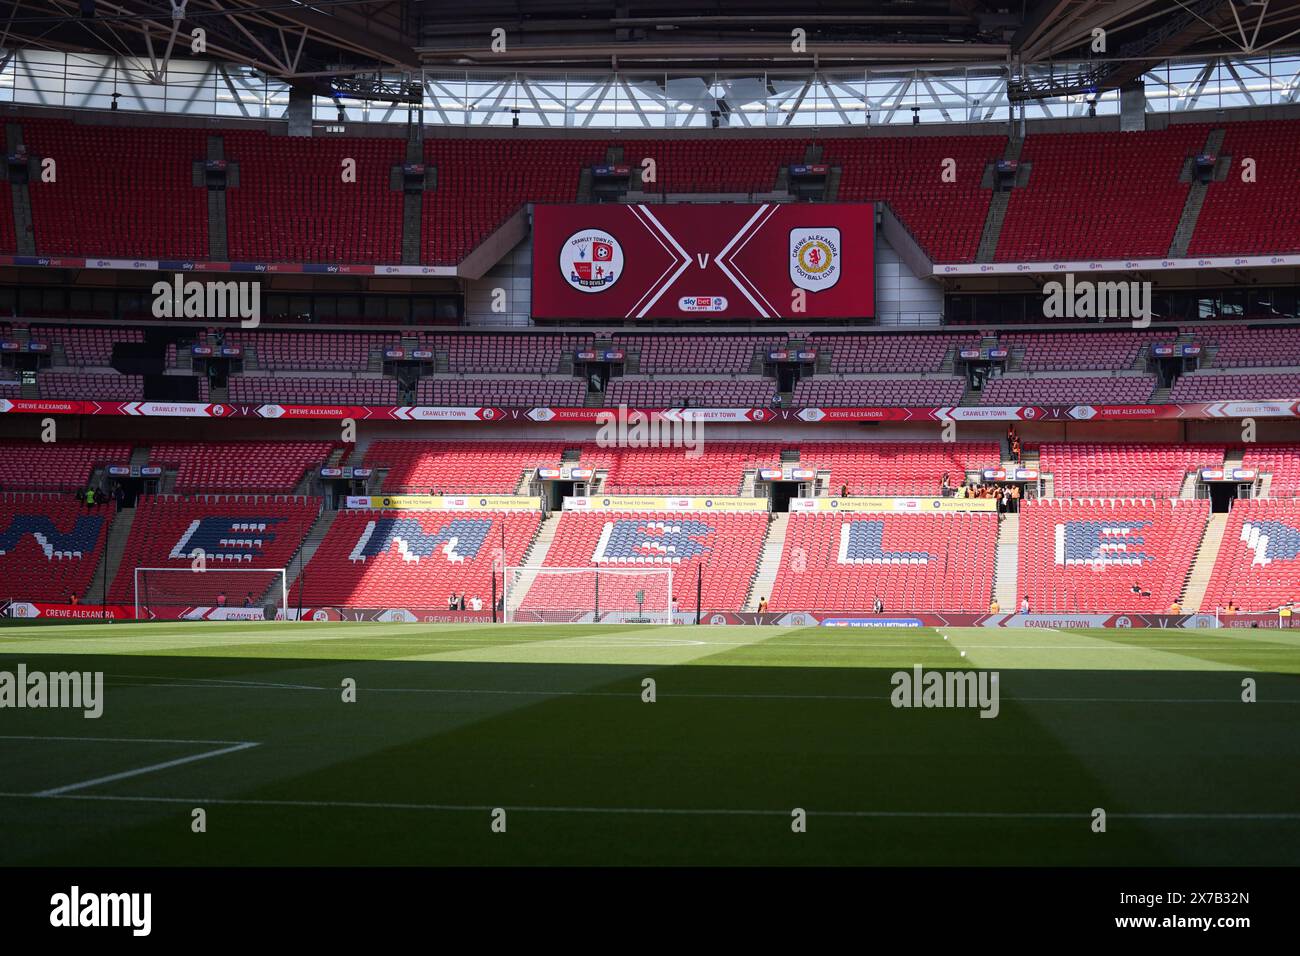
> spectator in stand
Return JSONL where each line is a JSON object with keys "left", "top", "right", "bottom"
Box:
{"left": 68, "top": 592, "right": 78, "bottom": 605}
{"left": 216, "top": 591, "right": 227, "bottom": 607}
{"left": 448, "top": 593, "right": 458, "bottom": 612}
{"left": 1168, "top": 600, "right": 1182, "bottom": 613}
{"left": 243, "top": 592, "right": 254, "bottom": 607}
{"left": 989, "top": 599, "right": 999, "bottom": 613}
{"left": 469, "top": 595, "right": 483, "bottom": 611}
{"left": 757, "top": 596, "right": 768, "bottom": 614}
{"left": 457, "top": 594, "right": 466, "bottom": 611}
{"left": 1020, "top": 595, "right": 1030, "bottom": 614}
{"left": 840, "top": 483, "right": 849, "bottom": 498}
{"left": 873, "top": 596, "right": 884, "bottom": 614}
{"left": 1009, "top": 485, "right": 1021, "bottom": 513}
{"left": 941, "top": 472, "right": 952, "bottom": 497}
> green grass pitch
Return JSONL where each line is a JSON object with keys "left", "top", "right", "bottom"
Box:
{"left": 1, "top": 620, "right": 1297, "bottom": 865}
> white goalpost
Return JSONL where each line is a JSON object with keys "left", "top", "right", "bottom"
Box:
{"left": 503, "top": 566, "right": 675, "bottom": 624}
{"left": 133, "top": 567, "right": 288, "bottom": 621}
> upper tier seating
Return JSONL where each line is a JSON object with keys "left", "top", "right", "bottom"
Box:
{"left": 996, "top": 125, "right": 1209, "bottom": 261}
{"left": 107, "top": 494, "right": 320, "bottom": 606}
{"left": 0, "top": 441, "right": 132, "bottom": 491}
{"left": 1202, "top": 499, "right": 1300, "bottom": 612}
{"left": 1037, "top": 443, "right": 1225, "bottom": 497}
{"left": 149, "top": 441, "right": 334, "bottom": 493}
{"left": 422, "top": 139, "right": 606, "bottom": 264}
{"left": 294, "top": 509, "right": 540, "bottom": 609}
{"left": 1017, "top": 497, "right": 1209, "bottom": 613}
{"left": 518, "top": 510, "right": 768, "bottom": 614}
{"left": 224, "top": 130, "right": 404, "bottom": 264}
{"left": 770, "top": 511, "right": 998, "bottom": 611}
{"left": 0, "top": 493, "right": 114, "bottom": 602}
{"left": 822, "top": 134, "right": 1005, "bottom": 262}
{"left": 1188, "top": 119, "right": 1300, "bottom": 256}
{"left": 23, "top": 118, "right": 208, "bottom": 259}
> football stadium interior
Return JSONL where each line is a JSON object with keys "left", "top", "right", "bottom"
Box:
{"left": 0, "top": 0, "right": 1298, "bottom": 875}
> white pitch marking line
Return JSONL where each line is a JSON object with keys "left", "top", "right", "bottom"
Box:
{"left": 0, "top": 734, "right": 251, "bottom": 745}
{"left": 31, "top": 741, "right": 261, "bottom": 797}
{"left": 96, "top": 682, "right": 1300, "bottom": 705}
{"left": 1, "top": 791, "right": 1297, "bottom": 822}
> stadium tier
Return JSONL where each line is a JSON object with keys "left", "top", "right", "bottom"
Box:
{"left": 10, "top": 118, "right": 1300, "bottom": 266}
{"left": 805, "top": 333, "right": 980, "bottom": 373}
{"left": 23, "top": 118, "right": 209, "bottom": 259}
{"left": 293, "top": 509, "right": 540, "bottom": 609}
{"left": 980, "top": 374, "right": 1157, "bottom": 405}
{"left": 770, "top": 511, "right": 998, "bottom": 611}
{"left": 520, "top": 510, "right": 769, "bottom": 614}
{"left": 1168, "top": 371, "right": 1300, "bottom": 401}
{"left": 224, "top": 130, "right": 404, "bottom": 264}
{"left": 603, "top": 376, "right": 775, "bottom": 408}
{"left": 791, "top": 377, "right": 966, "bottom": 406}
{"left": 1016, "top": 498, "right": 1209, "bottom": 613}
{"left": 1035, "top": 443, "right": 1226, "bottom": 498}
{"left": 38, "top": 371, "right": 144, "bottom": 400}
{"left": 149, "top": 441, "right": 337, "bottom": 493}
{"left": 416, "top": 377, "right": 587, "bottom": 407}
{"left": 227, "top": 375, "right": 400, "bottom": 406}
{"left": 0, "top": 440, "right": 133, "bottom": 491}
{"left": 994, "top": 126, "right": 1209, "bottom": 261}
{"left": 0, "top": 493, "right": 113, "bottom": 603}
{"left": 797, "top": 442, "right": 999, "bottom": 497}
{"left": 107, "top": 494, "right": 320, "bottom": 606}
{"left": 363, "top": 441, "right": 572, "bottom": 494}
{"left": 1188, "top": 119, "right": 1300, "bottom": 256}
{"left": 1203, "top": 499, "right": 1300, "bottom": 612}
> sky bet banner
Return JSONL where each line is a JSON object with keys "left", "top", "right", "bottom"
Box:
{"left": 531, "top": 203, "right": 875, "bottom": 320}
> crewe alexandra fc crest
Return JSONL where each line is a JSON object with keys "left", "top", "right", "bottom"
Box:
{"left": 789, "top": 228, "right": 841, "bottom": 291}
{"left": 561, "top": 229, "right": 623, "bottom": 292}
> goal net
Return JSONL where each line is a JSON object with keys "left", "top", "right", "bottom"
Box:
{"left": 134, "top": 567, "right": 288, "bottom": 621}
{"left": 504, "top": 566, "right": 674, "bottom": 624}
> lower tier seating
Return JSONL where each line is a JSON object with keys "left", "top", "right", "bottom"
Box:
{"left": 1017, "top": 498, "right": 1208, "bottom": 613}
{"left": 769, "top": 511, "right": 998, "bottom": 611}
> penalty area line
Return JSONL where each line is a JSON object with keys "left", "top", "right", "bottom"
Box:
{"left": 28, "top": 740, "right": 261, "bottom": 798}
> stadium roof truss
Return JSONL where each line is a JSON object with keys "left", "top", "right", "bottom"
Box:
{"left": 0, "top": 1, "right": 1299, "bottom": 125}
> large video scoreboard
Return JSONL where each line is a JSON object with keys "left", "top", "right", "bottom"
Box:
{"left": 531, "top": 203, "right": 874, "bottom": 320}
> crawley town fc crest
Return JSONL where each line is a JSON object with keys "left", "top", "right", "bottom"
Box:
{"left": 561, "top": 229, "right": 623, "bottom": 292}
{"left": 790, "top": 228, "right": 841, "bottom": 291}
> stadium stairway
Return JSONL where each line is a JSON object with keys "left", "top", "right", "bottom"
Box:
{"left": 83, "top": 508, "right": 133, "bottom": 604}
{"left": 1169, "top": 128, "right": 1226, "bottom": 258}
{"left": 283, "top": 508, "right": 340, "bottom": 598}
{"left": 745, "top": 512, "right": 789, "bottom": 611}
{"left": 993, "top": 513, "right": 1019, "bottom": 611}
{"left": 505, "top": 512, "right": 562, "bottom": 613}
{"left": 1182, "top": 512, "right": 1230, "bottom": 612}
